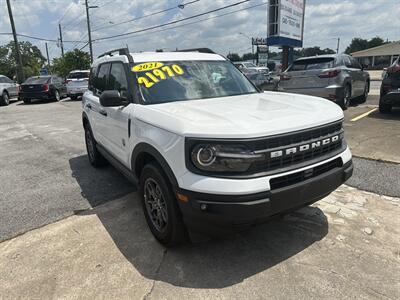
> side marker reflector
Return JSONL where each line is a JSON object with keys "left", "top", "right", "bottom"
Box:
{"left": 177, "top": 193, "right": 189, "bottom": 203}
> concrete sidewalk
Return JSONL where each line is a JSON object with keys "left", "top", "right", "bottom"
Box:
{"left": 1, "top": 185, "right": 399, "bottom": 300}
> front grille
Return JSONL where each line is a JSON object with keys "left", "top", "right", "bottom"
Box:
{"left": 247, "top": 121, "right": 345, "bottom": 175}
{"left": 270, "top": 158, "right": 342, "bottom": 190}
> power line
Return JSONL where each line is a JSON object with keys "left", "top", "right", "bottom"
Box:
{"left": 91, "top": 0, "right": 201, "bottom": 32}
{"left": 96, "top": 1, "right": 267, "bottom": 43}
{"left": 0, "top": 32, "right": 86, "bottom": 43}
{"left": 93, "top": 0, "right": 251, "bottom": 42}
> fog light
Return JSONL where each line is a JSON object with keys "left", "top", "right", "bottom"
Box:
{"left": 200, "top": 204, "right": 207, "bottom": 211}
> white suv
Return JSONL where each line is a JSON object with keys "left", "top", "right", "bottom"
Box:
{"left": 0, "top": 75, "right": 19, "bottom": 106}
{"left": 66, "top": 70, "right": 90, "bottom": 100}
{"left": 82, "top": 48, "right": 353, "bottom": 246}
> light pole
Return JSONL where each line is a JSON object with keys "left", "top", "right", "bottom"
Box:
{"left": 239, "top": 32, "right": 254, "bottom": 62}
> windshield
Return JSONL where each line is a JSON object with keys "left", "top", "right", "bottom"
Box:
{"left": 24, "top": 77, "right": 50, "bottom": 84}
{"left": 133, "top": 61, "right": 258, "bottom": 104}
{"left": 289, "top": 58, "right": 335, "bottom": 71}
{"left": 68, "top": 72, "right": 89, "bottom": 79}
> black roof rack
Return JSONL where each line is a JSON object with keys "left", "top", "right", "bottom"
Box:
{"left": 176, "top": 48, "right": 216, "bottom": 54}
{"left": 97, "top": 48, "right": 133, "bottom": 63}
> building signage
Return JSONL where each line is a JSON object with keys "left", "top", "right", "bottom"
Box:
{"left": 267, "top": 0, "right": 305, "bottom": 47}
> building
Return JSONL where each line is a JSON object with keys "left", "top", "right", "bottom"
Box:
{"left": 351, "top": 41, "right": 400, "bottom": 69}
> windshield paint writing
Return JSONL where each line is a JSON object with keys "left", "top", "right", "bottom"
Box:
{"left": 136, "top": 64, "right": 185, "bottom": 89}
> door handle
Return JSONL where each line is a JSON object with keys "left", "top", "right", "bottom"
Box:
{"left": 85, "top": 103, "right": 92, "bottom": 109}
{"left": 99, "top": 109, "right": 107, "bottom": 117}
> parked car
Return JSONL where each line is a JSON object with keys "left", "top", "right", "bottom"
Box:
{"left": 245, "top": 71, "right": 278, "bottom": 91}
{"left": 19, "top": 75, "right": 67, "bottom": 104}
{"left": 233, "top": 61, "right": 270, "bottom": 75}
{"left": 66, "top": 70, "right": 90, "bottom": 100}
{"left": 279, "top": 54, "right": 370, "bottom": 109}
{"left": 82, "top": 48, "right": 352, "bottom": 246}
{"left": 0, "top": 75, "right": 19, "bottom": 106}
{"left": 379, "top": 55, "right": 400, "bottom": 113}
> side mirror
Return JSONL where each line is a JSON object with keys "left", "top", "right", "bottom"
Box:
{"left": 99, "top": 90, "right": 124, "bottom": 107}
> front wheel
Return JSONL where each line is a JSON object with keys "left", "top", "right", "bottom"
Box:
{"left": 140, "top": 163, "right": 187, "bottom": 246}
{"left": 379, "top": 99, "right": 392, "bottom": 114}
{"left": 0, "top": 91, "right": 10, "bottom": 106}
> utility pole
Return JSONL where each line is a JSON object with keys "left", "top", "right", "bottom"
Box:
{"left": 85, "top": 0, "right": 98, "bottom": 63}
{"left": 6, "top": 0, "right": 24, "bottom": 82}
{"left": 45, "top": 43, "right": 50, "bottom": 68}
{"left": 59, "top": 23, "right": 64, "bottom": 57}
{"left": 336, "top": 37, "right": 340, "bottom": 54}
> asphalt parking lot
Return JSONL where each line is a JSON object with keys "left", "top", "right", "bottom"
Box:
{"left": 0, "top": 90, "right": 399, "bottom": 299}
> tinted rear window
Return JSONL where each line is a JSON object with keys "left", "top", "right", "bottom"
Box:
{"left": 68, "top": 72, "right": 89, "bottom": 79}
{"left": 24, "top": 77, "right": 50, "bottom": 84}
{"left": 289, "top": 58, "right": 335, "bottom": 71}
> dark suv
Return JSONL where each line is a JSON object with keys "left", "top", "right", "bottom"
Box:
{"left": 380, "top": 56, "right": 400, "bottom": 113}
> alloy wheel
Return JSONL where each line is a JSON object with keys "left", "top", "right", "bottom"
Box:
{"left": 85, "top": 129, "right": 95, "bottom": 162}
{"left": 144, "top": 178, "right": 168, "bottom": 232}
{"left": 3, "top": 93, "right": 9, "bottom": 105}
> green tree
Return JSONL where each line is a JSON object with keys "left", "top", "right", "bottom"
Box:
{"left": 242, "top": 52, "right": 256, "bottom": 61}
{"left": 51, "top": 49, "right": 91, "bottom": 77}
{"left": 294, "top": 46, "right": 336, "bottom": 57}
{"left": 0, "top": 41, "right": 46, "bottom": 82}
{"left": 345, "top": 37, "right": 386, "bottom": 54}
{"left": 227, "top": 53, "right": 241, "bottom": 62}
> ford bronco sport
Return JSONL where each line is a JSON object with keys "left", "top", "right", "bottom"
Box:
{"left": 82, "top": 48, "right": 353, "bottom": 246}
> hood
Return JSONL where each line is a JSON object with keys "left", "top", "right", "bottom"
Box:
{"left": 135, "top": 92, "right": 343, "bottom": 139}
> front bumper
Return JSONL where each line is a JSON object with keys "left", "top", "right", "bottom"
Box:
{"left": 381, "top": 91, "right": 400, "bottom": 106}
{"left": 177, "top": 148, "right": 352, "bottom": 235}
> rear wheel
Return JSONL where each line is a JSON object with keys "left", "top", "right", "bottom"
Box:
{"left": 84, "top": 124, "right": 107, "bottom": 167}
{"left": 379, "top": 98, "right": 392, "bottom": 113}
{"left": 70, "top": 95, "right": 78, "bottom": 100}
{"left": 0, "top": 91, "right": 9, "bottom": 106}
{"left": 359, "top": 81, "right": 369, "bottom": 103}
{"left": 340, "top": 84, "right": 351, "bottom": 110}
{"left": 54, "top": 90, "right": 60, "bottom": 102}
{"left": 140, "top": 163, "right": 187, "bottom": 246}
{"left": 23, "top": 98, "right": 31, "bottom": 104}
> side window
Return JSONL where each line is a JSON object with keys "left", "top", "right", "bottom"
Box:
{"left": 88, "top": 67, "right": 97, "bottom": 92}
{"left": 343, "top": 56, "right": 352, "bottom": 68}
{"left": 0, "top": 77, "right": 5, "bottom": 83}
{"left": 108, "top": 63, "right": 128, "bottom": 98}
{"left": 5, "top": 77, "right": 13, "bottom": 84}
{"left": 94, "top": 63, "right": 110, "bottom": 95}
{"left": 351, "top": 57, "right": 361, "bottom": 69}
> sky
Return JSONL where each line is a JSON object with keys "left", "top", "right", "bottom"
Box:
{"left": 0, "top": 0, "right": 399, "bottom": 63}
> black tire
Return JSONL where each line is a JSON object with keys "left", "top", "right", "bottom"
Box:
{"left": 23, "top": 98, "right": 31, "bottom": 104}
{"left": 70, "top": 95, "right": 78, "bottom": 101}
{"left": 379, "top": 99, "right": 392, "bottom": 114}
{"left": 54, "top": 90, "right": 61, "bottom": 102}
{"left": 140, "top": 163, "right": 187, "bottom": 246}
{"left": 84, "top": 124, "right": 107, "bottom": 167}
{"left": 340, "top": 84, "right": 351, "bottom": 110}
{"left": 0, "top": 91, "right": 10, "bottom": 106}
{"left": 359, "top": 81, "right": 369, "bottom": 103}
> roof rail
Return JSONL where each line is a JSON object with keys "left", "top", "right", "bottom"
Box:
{"left": 176, "top": 48, "right": 216, "bottom": 54}
{"left": 97, "top": 47, "right": 133, "bottom": 63}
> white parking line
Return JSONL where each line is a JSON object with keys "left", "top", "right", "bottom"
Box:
{"left": 350, "top": 108, "right": 378, "bottom": 122}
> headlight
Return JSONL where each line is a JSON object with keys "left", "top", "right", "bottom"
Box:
{"left": 190, "top": 144, "right": 264, "bottom": 173}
